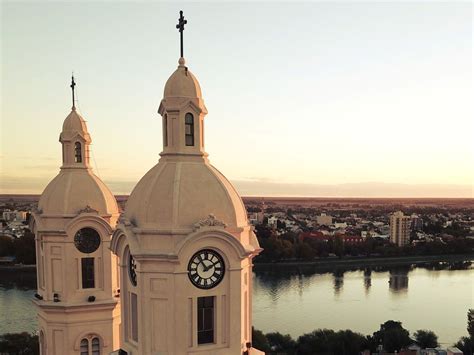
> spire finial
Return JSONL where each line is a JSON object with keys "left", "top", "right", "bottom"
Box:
{"left": 176, "top": 10, "right": 187, "bottom": 59}
{"left": 70, "top": 74, "right": 76, "bottom": 110}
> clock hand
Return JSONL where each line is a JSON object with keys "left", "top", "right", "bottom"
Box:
{"left": 203, "top": 262, "right": 214, "bottom": 272}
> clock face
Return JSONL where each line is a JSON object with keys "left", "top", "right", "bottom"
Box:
{"left": 128, "top": 253, "right": 137, "bottom": 286}
{"left": 188, "top": 249, "right": 225, "bottom": 289}
{"left": 74, "top": 228, "right": 101, "bottom": 253}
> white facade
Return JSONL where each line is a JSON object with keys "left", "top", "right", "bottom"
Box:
{"left": 110, "top": 57, "right": 263, "bottom": 355}
{"left": 32, "top": 97, "right": 121, "bottom": 355}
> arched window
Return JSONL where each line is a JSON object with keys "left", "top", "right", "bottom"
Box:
{"left": 79, "top": 337, "right": 101, "bottom": 355}
{"left": 185, "top": 113, "right": 194, "bottom": 146}
{"left": 74, "top": 142, "right": 82, "bottom": 163}
{"left": 91, "top": 337, "right": 100, "bottom": 355}
{"left": 80, "top": 338, "right": 89, "bottom": 355}
{"left": 163, "top": 114, "right": 168, "bottom": 147}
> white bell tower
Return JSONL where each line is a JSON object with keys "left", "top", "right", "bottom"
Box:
{"left": 110, "top": 11, "right": 263, "bottom": 355}
{"left": 32, "top": 76, "right": 121, "bottom": 355}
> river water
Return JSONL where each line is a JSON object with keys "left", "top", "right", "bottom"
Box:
{"left": 1, "top": 265, "right": 472, "bottom": 346}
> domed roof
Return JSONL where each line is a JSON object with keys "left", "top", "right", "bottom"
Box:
{"left": 163, "top": 58, "right": 202, "bottom": 99}
{"left": 124, "top": 161, "right": 248, "bottom": 230}
{"left": 38, "top": 170, "right": 119, "bottom": 216}
{"left": 62, "top": 108, "right": 88, "bottom": 133}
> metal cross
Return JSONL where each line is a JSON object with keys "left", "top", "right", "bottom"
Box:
{"left": 176, "top": 10, "right": 187, "bottom": 58}
{"left": 70, "top": 74, "right": 76, "bottom": 108}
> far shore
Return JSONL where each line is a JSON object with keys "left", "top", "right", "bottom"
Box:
{"left": 253, "top": 253, "right": 474, "bottom": 272}
{"left": 1, "top": 254, "right": 473, "bottom": 274}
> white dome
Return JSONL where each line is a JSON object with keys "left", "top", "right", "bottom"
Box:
{"left": 163, "top": 58, "right": 202, "bottom": 99}
{"left": 62, "top": 108, "right": 88, "bottom": 133}
{"left": 38, "top": 170, "right": 118, "bottom": 216}
{"left": 124, "top": 161, "right": 248, "bottom": 229}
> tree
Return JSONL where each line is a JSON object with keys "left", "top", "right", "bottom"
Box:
{"left": 414, "top": 329, "right": 439, "bottom": 348}
{"left": 372, "top": 320, "right": 411, "bottom": 352}
{"left": 297, "top": 329, "right": 334, "bottom": 354}
{"left": 252, "top": 328, "right": 270, "bottom": 353}
{"left": 266, "top": 332, "right": 296, "bottom": 354}
{"left": 0, "top": 332, "right": 39, "bottom": 355}
{"left": 454, "top": 337, "right": 474, "bottom": 355}
{"left": 0, "top": 235, "right": 15, "bottom": 256}
{"left": 468, "top": 309, "right": 474, "bottom": 339}
{"left": 334, "top": 236, "right": 344, "bottom": 257}
{"left": 13, "top": 230, "right": 36, "bottom": 265}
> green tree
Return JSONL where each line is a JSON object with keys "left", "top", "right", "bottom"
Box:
{"left": 334, "top": 236, "right": 344, "bottom": 258}
{"left": 0, "top": 332, "right": 39, "bottom": 355}
{"left": 414, "top": 329, "right": 439, "bottom": 348}
{"left": 252, "top": 328, "right": 270, "bottom": 353}
{"left": 0, "top": 235, "right": 15, "bottom": 256}
{"left": 468, "top": 309, "right": 474, "bottom": 339}
{"left": 372, "top": 320, "right": 411, "bottom": 352}
{"left": 13, "top": 230, "right": 36, "bottom": 265}
{"left": 266, "top": 332, "right": 297, "bottom": 354}
{"left": 297, "top": 329, "right": 334, "bottom": 354}
{"left": 454, "top": 337, "right": 474, "bottom": 355}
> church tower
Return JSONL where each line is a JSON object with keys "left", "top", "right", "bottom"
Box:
{"left": 110, "top": 11, "right": 263, "bottom": 355}
{"left": 32, "top": 77, "right": 121, "bottom": 355}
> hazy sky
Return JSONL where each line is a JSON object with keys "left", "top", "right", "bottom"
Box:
{"left": 1, "top": 1, "right": 472, "bottom": 197}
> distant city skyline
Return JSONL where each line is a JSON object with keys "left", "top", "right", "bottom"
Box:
{"left": 1, "top": 2, "right": 472, "bottom": 197}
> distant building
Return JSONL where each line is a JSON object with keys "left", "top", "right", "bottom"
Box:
{"left": 267, "top": 216, "right": 278, "bottom": 228}
{"left": 316, "top": 213, "right": 332, "bottom": 226}
{"left": 299, "top": 231, "right": 329, "bottom": 242}
{"left": 390, "top": 211, "right": 411, "bottom": 247}
{"left": 248, "top": 211, "right": 264, "bottom": 225}
{"left": 411, "top": 213, "right": 423, "bottom": 231}
{"left": 2, "top": 210, "right": 27, "bottom": 222}
{"left": 334, "top": 222, "right": 347, "bottom": 229}
{"left": 342, "top": 235, "right": 364, "bottom": 244}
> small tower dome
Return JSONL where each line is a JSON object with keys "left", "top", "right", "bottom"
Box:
{"left": 125, "top": 57, "right": 246, "bottom": 229}
{"left": 163, "top": 58, "right": 202, "bottom": 98}
{"left": 61, "top": 108, "right": 89, "bottom": 133}
{"left": 38, "top": 76, "right": 118, "bottom": 216}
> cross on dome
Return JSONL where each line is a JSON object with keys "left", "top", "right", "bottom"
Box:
{"left": 176, "top": 10, "right": 187, "bottom": 58}
{"left": 70, "top": 74, "right": 76, "bottom": 110}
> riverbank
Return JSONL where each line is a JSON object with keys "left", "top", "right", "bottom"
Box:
{"left": 253, "top": 253, "right": 474, "bottom": 272}
{"left": 2, "top": 254, "right": 473, "bottom": 273}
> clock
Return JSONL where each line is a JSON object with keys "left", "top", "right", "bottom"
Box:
{"left": 188, "top": 249, "right": 225, "bottom": 289}
{"left": 128, "top": 253, "right": 137, "bottom": 286}
{"left": 74, "top": 228, "right": 101, "bottom": 253}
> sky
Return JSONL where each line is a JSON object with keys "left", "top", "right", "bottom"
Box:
{"left": 1, "top": 1, "right": 473, "bottom": 197}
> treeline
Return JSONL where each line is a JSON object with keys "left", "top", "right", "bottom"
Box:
{"left": 0, "top": 333, "right": 38, "bottom": 355}
{"left": 254, "top": 225, "right": 474, "bottom": 263}
{"left": 1, "top": 311, "right": 472, "bottom": 354}
{"left": 253, "top": 310, "right": 474, "bottom": 354}
{"left": 0, "top": 230, "right": 36, "bottom": 265}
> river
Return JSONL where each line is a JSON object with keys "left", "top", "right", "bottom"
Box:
{"left": 1, "top": 264, "right": 472, "bottom": 346}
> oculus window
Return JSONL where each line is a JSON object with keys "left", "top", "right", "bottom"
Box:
{"left": 74, "top": 228, "right": 101, "bottom": 254}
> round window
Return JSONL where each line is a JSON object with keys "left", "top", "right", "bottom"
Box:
{"left": 74, "top": 228, "right": 101, "bottom": 253}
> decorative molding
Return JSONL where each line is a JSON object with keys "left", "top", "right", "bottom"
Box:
{"left": 194, "top": 214, "right": 227, "bottom": 230}
{"left": 77, "top": 205, "right": 98, "bottom": 214}
{"left": 118, "top": 214, "right": 130, "bottom": 226}
{"left": 32, "top": 207, "right": 43, "bottom": 214}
